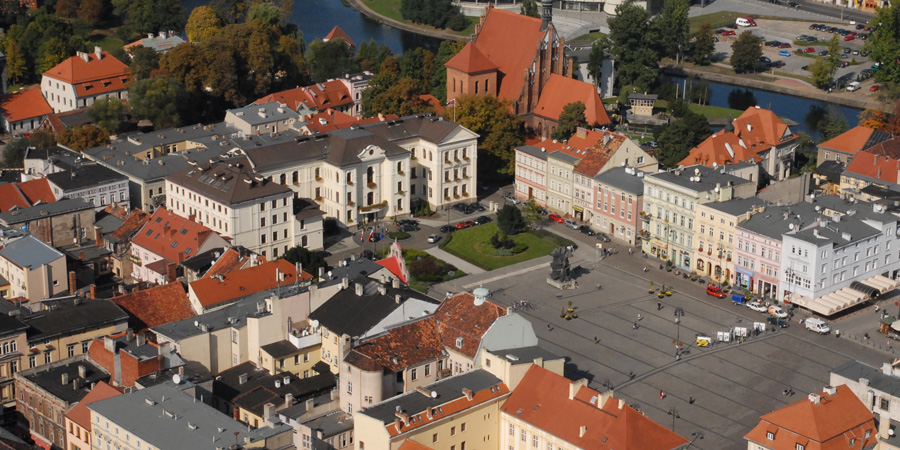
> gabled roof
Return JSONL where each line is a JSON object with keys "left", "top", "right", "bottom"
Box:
{"left": 189, "top": 259, "right": 312, "bottom": 308}
{"left": 680, "top": 107, "right": 795, "bottom": 168}
{"left": 375, "top": 241, "right": 408, "bottom": 285}
{"left": 131, "top": 207, "right": 220, "bottom": 263}
{"left": 202, "top": 247, "right": 258, "bottom": 280}
{"left": 744, "top": 385, "right": 877, "bottom": 450}
{"left": 42, "top": 109, "right": 93, "bottom": 134}
{"left": 398, "top": 441, "right": 436, "bottom": 450}
{"left": 64, "top": 381, "right": 122, "bottom": 431}
{"left": 166, "top": 157, "right": 292, "bottom": 206}
{"left": 254, "top": 80, "right": 353, "bottom": 112}
{"left": 679, "top": 129, "right": 764, "bottom": 167}
{"left": 324, "top": 26, "right": 355, "bottom": 49}
{"left": 444, "top": 43, "right": 498, "bottom": 73}
{"left": 106, "top": 208, "right": 150, "bottom": 244}
{"left": 302, "top": 109, "right": 359, "bottom": 133}
{"left": 570, "top": 129, "right": 627, "bottom": 177}
{"left": 502, "top": 365, "right": 689, "bottom": 449}
{"left": 112, "top": 282, "right": 195, "bottom": 331}
{"left": 733, "top": 106, "right": 796, "bottom": 147}
{"left": 863, "top": 135, "right": 900, "bottom": 158}
{"left": 43, "top": 51, "right": 131, "bottom": 98}
{"left": 0, "top": 185, "right": 31, "bottom": 212}
{"left": 844, "top": 150, "right": 900, "bottom": 184}
{"left": 16, "top": 178, "right": 56, "bottom": 204}
{"left": 819, "top": 125, "right": 893, "bottom": 155}
{"left": 0, "top": 88, "right": 52, "bottom": 122}
{"left": 434, "top": 292, "right": 505, "bottom": 358}
{"left": 344, "top": 317, "right": 443, "bottom": 372}
{"left": 532, "top": 74, "right": 611, "bottom": 127}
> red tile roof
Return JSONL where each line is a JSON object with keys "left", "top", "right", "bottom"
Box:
{"left": 844, "top": 150, "right": 900, "bottom": 183}
{"left": 324, "top": 26, "right": 355, "bottom": 49}
{"left": 679, "top": 130, "right": 763, "bottom": 167}
{"left": 131, "top": 207, "right": 219, "bottom": 263}
{"left": 0, "top": 185, "right": 32, "bottom": 212}
{"left": 744, "top": 385, "right": 877, "bottom": 450}
{"left": 679, "top": 106, "right": 796, "bottom": 168}
{"left": 434, "top": 292, "right": 506, "bottom": 358}
{"left": 203, "top": 247, "right": 255, "bottom": 279}
{"left": 502, "top": 365, "right": 689, "bottom": 449}
{"left": 255, "top": 80, "right": 352, "bottom": 112}
{"left": 102, "top": 203, "right": 130, "bottom": 220}
{"left": 302, "top": 109, "right": 359, "bottom": 134}
{"left": 345, "top": 317, "right": 443, "bottom": 372}
{"left": 818, "top": 125, "right": 878, "bottom": 154}
{"left": 64, "top": 381, "right": 122, "bottom": 431}
{"left": 106, "top": 209, "right": 150, "bottom": 243}
{"left": 0, "top": 88, "right": 52, "bottom": 122}
{"left": 397, "top": 441, "right": 435, "bottom": 450}
{"left": 16, "top": 178, "right": 55, "bottom": 204}
{"left": 43, "top": 51, "right": 132, "bottom": 98}
{"left": 112, "top": 282, "right": 195, "bottom": 330}
{"left": 385, "top": 380, "right": 509, "bottom": 438}
{"left": 532, "top": 74, "right": 611, "bottom": 127}
{"left": 445, "top": 43, "right": 498, "bottom": 73}
{"left": 376, "top": 242, "right": 409, "bottom": 285}
{"left": 468, "top": 9, "right": 546, "bottom": 103}
{"left": 572, "top": 129, "right": 627, "bottom": 177}
{"left": 860, "top": 135, "right": 900, "bottom": 158}
{"left": 732, "top": 106, "right": 796, "bottom": 147}
{"left": 189, "top": 259, "right": 312, "bottom": 308}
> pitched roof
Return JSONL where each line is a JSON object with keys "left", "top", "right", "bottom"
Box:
{"left": 0, "top": 235, "right": 64, "bottom": 268}
{"left": 131, "top": 207, "right": 220, "bottom": 263}
{"left": 64, "top": 381, "right": 122, "bottom": 431}
{"left": 444, "top": 43, "right": 498, "bottom": 73}
{"left": 571, "top": 130, "right": 627, "bottom": 177}
{"left": 189, "top": 259, "right": 312, "bottom": 308}
{"left": 254, "top": 80, "right": 353, "bottom": 112}
{"left": 166, "top": 157, "right": 292, "bottom": 206}
{"left": 43, "top": 51, "right": 131, "bottom": 98}
{"left": 679, "top": 129, "right": 764, "bottom": 167}
{"left": 202, "top": 247, "right": 258, "bottom": 279}
{"left": 532, "top": 74, "right": 611, "bottom": 127}
{"left": 42, "top": 109, "right": 93, "bottom": 134}
{"left": 0, "top": 88, "right": 52, "bottom": 122}
{"left": 106, "top": 208, "right": 150, "bottom": 244}
{"left": 112, "top": 282, "right": 195, "bottom": 330}
{"left": 302, "top": 109, "right": 359, "bottom": 133}
{"left": 16, "top": 178, "right": 56, "bottom": 204}
{"left": 375, "top": 241, "right": 409, "bottom": 285}
{"left": 744, "top": 385, "right": 877, "bottom": 450}
{"left": 862, "top": 135, "right": 900, "bottom": 158}
{"left": 344, "top": 317, "right": 444, "bottom": 372}
{"left": 733, "top": 106, "right": 796, "bottom": 147}
{"left": 324, "top": 26, "right": 355, "bottom": 49}
{"left": 844, "top": 150, "right": 900, "bottom": 184}
{"left": 468, "top": 8, "right": 547, "bottom": 102}
{"left": 398, "top": 441, "right": 436, "bottom": 450}
{"left": 0, "top": 185, "right": 32, "bottom": 212}
{"left": 502, "top": 365, "right": 689, "bottom": 449}
{"left": 679, "top": 107, "right": 796, "bottom": 168}
{"left": 434, "top": 292, "right": 506, "bottom": 358}
{"left": 819, "top": 125, "right": 893, "bottom": 155}
{"left": 309, "top": 279, "right": 436, "bottom": 337}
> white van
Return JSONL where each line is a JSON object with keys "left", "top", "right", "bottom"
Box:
{"left": 736, "top": 17, "right": 756, "bottom": 27}
{"left": 847, "top": 81, "right": 861, "bottom": 92}
{"left": 804, "top": 318, "right": 830, "bottom": 334}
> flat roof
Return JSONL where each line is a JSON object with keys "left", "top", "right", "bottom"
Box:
{"left": 0, "top": 235, "right": 64, "bottom": 268}
{"left": 21, "top": 357, "right": 109, "bottom": 405}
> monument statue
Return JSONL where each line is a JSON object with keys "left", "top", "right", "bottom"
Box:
{"left": 549, "top": 246, "right": 574, "bottom": 281}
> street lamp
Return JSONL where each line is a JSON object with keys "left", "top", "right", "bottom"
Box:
{"left": 674, "top": 307, "right": 685, "bottom": 359}
{"left": 667, "top": 407, "right": 680, "bottom": 431}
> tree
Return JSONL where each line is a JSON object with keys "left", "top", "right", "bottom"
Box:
{"left": 399, "top": 47, "right": 435, "bottom": 92}
{"left": 816, "top": 108, "right": 848, "bottom": 140}
{"left": 730, "top": 30, "right": 762, "bottom": 73}
{"left": 362, "top": 58, "right": 431, "bottom": 117}
{"left": 429, "top": 39, "right": 464, "bottom": 102}
{"left": 280, "top": 246, "right": 327, "bottom": 279}
{"left": 129, "top": 46, "right": 160, "bottom": 80}
{"left": 692, "top": 23, "right": 715, "bottom": 66}
{"left": 866, "top": 1, "right": 900, "bottom": 86}
{"left": 186, "top": 6, "right": 223, "bottom": 43}
{"left": 77, "top": 0, "right": 104, "bottom": 25}
{"left": 58, "top": 124, "right": 110, "bottom": 151}
{"left": 36, "top": 37, "right": 67, "bottom": 76}
{"left": 128, "top": 77, "right": 189, "bottom": 129}
{"left": 88, "top": 98, "right": 126, "bottom": 135}
{"left": 551, "top": 102, "right": 587, "bottom": 141}
{"left": 587, "top": 39, "right": 608, "bottom": 87}
{"left": 248, "top": 2, "right": 284, "bottom": 26}
{"left": 654, "top": 109, "right": 711, "bottom": 167}
{"left": 307, "top": 39, "right": 357, "bottom": 83}
{"left": 2, "top": 137, "right": 29, "bottom": 168}
{"left": 445, "top": 94, "right": 524, "bottom": 176}
{"left": 808, "top": 58, "right": 834, "bottom": 89}
{"left": 520, "top": 0, "right": 539, "bottom": 17}
{"left": 652, "top": 0, "right": 689, "bottom": 63}
{"left": 5, "top": 39, "right": 26, "bottom": 84}
{"left": 521, "top": 198, "right": 544, "bottom": 229}
{"left": 400, "top": 0, "right": 467, "bottom": 30}
{"left": 356, "top": 40, "right": 393, "bottom": 73}
{"left": 607, "top": 1, "right": 659, "bottom": 90}
{"left": 54, "top": 0, "right": 78, "bottom": 19}
{"left": 497, "top": 204, "right": 524, "bottom": 236}
{"left": 111, "top": 0, "right": 186, "bottom": 34}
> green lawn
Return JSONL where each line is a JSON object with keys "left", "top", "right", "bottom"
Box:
{"left": 570, "top": 32, "right": 605, "bottom": 46}
{"left": 87, "top": 33, "right": 125, "bottom": 52}
{"left": 654, "top": 99, "right": 745, "bottom": 119}
{"left": 364, "top": 0, "right": 478, "bottom": 36}
{"left": 442, "top": 223, "right": 575, "bottom": 271}
{"left": 689, "top": 12, "right": 744, "bottom": 33}
{"left": 376, "top": 247, "right": 466, "bottom": 293}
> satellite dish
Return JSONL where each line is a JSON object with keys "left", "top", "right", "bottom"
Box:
{"left": 172, "top": 374, "right": 182, "bottom": 385}
{"left": 310, "top": 319, "right": 319, "bottom": 328}
{"left": 789, "top": 223, "right": 795, "bottom": 230}
{"left": 431, "top": 391, "right": 437, "bottom": 398}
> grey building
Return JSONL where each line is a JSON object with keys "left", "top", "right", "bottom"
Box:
{"left": 45, "top": 163, "right": 129, "bottom": 211}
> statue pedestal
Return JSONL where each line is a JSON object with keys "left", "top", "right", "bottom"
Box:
{"left": 547, "top": 277, "right": 577, "bottom": 290}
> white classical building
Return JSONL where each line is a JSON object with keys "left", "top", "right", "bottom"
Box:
{"left": 40, "top": 48, "right": 131, "bottom": 113}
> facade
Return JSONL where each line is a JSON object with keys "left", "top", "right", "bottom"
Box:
{"left": 694, "top": 198, "right": 767, "bottom": 285}
{"left": 0, "top": 314, "right": 28, "bottom": 415}
{"left": 0, "top": 198, "right": 95, "bottom": 250}
{"left": 832, "top": 360, "right": 900, "bottom": 422}
{"left": 0, "top": 88, "right": 52, "bottom": 135}
{"left": 0, "top": 236, "right": 68, "bottom": 302}
{"left": 529, "top": 74, "right": 611, "bottom": 138}
{"left": 744, "top": 385, "right": 877, "bottom": 450}
{"left": 840, "top": 150, "right": 900, "bottom": 202}
{"left": 45, "top": 163, "right": 130, "bottom": 210}
{"left": 40, "top": 48, "right": 131, "bottom": 113}
{"left": 64, "top": 381, "right": 121, "bottom": 450}
{"left": 259, "top": 338, "right": 322, "bottom": 377}
{"left": 592, "top": 167, "right": 645, "bottom": 244}
{"left": 513, "top": 145, "right": 549, "bottom": 206}
{"left": 817, "top": 125, "right": 893, "bottom": 166}
{"left": 165, "top": 158, "right": 299, "bottom": 258}
{"left": 352, "top": 370, "right": 510, "bottom": 450}
{"left": 88, "top": 381, "right": 294, "bottom": 450}
{"left": 641, "top": 166, "right": 756, "bottom": 271}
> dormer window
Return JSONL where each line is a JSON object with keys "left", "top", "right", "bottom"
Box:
{"left": 455, "top": 337, "right": 463, "bottom": 348}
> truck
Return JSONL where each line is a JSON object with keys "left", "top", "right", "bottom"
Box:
{"left": 804, "top": 317, "right": 830, "bottom": 334}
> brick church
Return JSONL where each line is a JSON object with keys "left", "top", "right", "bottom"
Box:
{"left": 445, "top": 1, "right": 610, "bottom": 138}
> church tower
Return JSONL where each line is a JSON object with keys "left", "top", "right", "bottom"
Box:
{"left": 541, "top": 0, "right": 552, "bottom": 30}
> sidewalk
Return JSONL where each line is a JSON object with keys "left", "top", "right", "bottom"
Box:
{"left": 425, "top": 246, "right": 486, "bottom": 275}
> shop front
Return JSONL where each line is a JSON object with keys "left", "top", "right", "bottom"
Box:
{"left": 573, "top": 205, "right": 584, "bottom": 221}
{"left": 736, "top": 267, "right": 754, "bottom": 290}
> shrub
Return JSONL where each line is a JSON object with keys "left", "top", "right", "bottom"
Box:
{"left": 388, "top": 231, "right": 411, "bottom": 240}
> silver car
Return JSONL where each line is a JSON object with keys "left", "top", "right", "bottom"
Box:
{"left": 563, "top": 219, "right": 579, "bottom": 229}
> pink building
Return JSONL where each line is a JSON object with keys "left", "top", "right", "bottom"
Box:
{"left": 592, "top": 167, "right": 645, "bottom": 245}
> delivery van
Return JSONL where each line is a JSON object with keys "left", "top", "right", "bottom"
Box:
{"left": 847, "top": 81, "right": 861, "bottom": 91}
{"left": 804, "top": 317, "right": 830, "bottom": 334}
{"left": 736, "top": 17, "right": 756, "bottom": 27}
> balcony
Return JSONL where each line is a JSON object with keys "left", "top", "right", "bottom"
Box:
{"left": 347, "top": 180, "right": 353, "bottom": 186}
{"left": 289, "top": 332, "right": 321, "bottom": 349}
{"left": 129, "top": 254, "right": 142, "bottom": 266}
{"left": 360, "top": 201, "right": 388, "bottom": 213}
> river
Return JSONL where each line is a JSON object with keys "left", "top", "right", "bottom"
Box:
{"left": 180, "top": 0, "right": 442, "bottom": 54}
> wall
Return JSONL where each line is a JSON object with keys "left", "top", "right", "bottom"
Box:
{"left": 758, "top": 173, "right": 810, "bottom": 205}
{"left": 65, "top": 417, "right": 91, "bottom": 450}
{"left": 593, "top": 183, "right": 641, "bottom": 245}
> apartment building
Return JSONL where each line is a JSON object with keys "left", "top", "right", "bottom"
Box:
{"left": 223, "top": 101, "right": 301, "bottom": 135}
{"left": 817, "top": 125, "right": 893, "bottom": 166}
{"left": 64, "top": 381, "right": 121, "bottom": 450}
{"left": 592, "top": 167, "right": 645, "bottom": 244}
{"left": 0, "top": 313, "right": 28, "bottom": 415}
{"left": 0, "top": 235, "right": 68, "bottom": 302}
{"left": 187, "top": 259, "right": 312, "bottom": 314}
{"left": 45, "top": 163, "right": 129, "bottom": 210}
{"left": 642, "top": 166, "right": 755, "bottom": 271}
{"left": 254, "top": 72, "right": 374, "bottom": 118}
{"left": 840, "top": 150, "right": 900, "bottom": 202}
{"left": 434, "top": 291, "right": 507, "bottom": 376}
{"left": 514, "top": 145, "right": 549, "bottom": 206}
{"left": 694, "top": 198, "right": 767, "bottom": 285}
{"left": 166, "top": 158, "right": 297, "bottom": 258}
{"left": 0, "top": 88, "right": 52, "bottom": 135}
{"left": 0, "top": 198, "right": 95, "bottom": 250}
{"left": 41, "top": 48, "right": 131, "bottom": 113}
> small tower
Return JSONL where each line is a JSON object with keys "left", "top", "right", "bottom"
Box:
{"left": 541, "top": 0, "right": 553, "bottom": 31}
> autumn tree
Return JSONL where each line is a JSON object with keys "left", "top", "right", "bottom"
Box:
{"left": 128, "top": 77, "right": 190, "bottom": 129}
{"left": 307, "top": 38, "right": 357, "bottom": 83}
{"left": 77, "top": 0, "right": 104, "bottom": 25}
{"left": 129, "top": 46, "right": 160, "bottom": 80}
{"left": 186, "top": 6, "right": 223, "bottom": 43}
{"left": 362, "top": 58, "right": 431, "bottom": 118}
{"left": 357, "top": 40, "right": 393, "bottom": 73}
{"left": 112, "top": 0, "right": 186, "bottom": 34}
{"left": 54, "top": 0, "right": 78, "bottom": 19}
{"left": 58, "top": 125, "right": 109, "bottom": 151}
{"left": 399, "top": 47, "right": 435, "bottom": 92}
{"left": 692, "top": 23, "right": 715, "bottom": 66}
{"left": 5, "top": 39, "right": 26, "bottom": 84}
{"left": 445, "top": 94, "right": 524, "bottom": 176}
{"left": 551, "top": 102, "right": 587, "bottom": 141}
{"left": 88, "top": 98, "right": 127, "bottom": 135}
{"left": 730, "top": 31, "right": 762, "bottom": 73}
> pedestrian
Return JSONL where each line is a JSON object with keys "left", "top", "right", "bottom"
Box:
{"left": 876, "top": 305, "right": 880, "bottom": 313}
{"left": 594, "top": 336, "right": 599, "bottom": 343}
{"left": 783, "top": 389, "right": 788, "bottom": 396}
{"left": 629, "top": 371, "right": 635, "bottom": 379}
{"left": 546, "top": 322, "right": 551, "bottom": 331}
{"left": 689, "top": 395, "right": 695, "bottom": 404}
{"left": 633, "top": 322, "right": 639, "bottom": 330}
{"left": 657, "top": 301, "right": 662, "bottom": 311}
{"left": 865, "top": 332, "right": 870, "bottom": 343}
{"left": 789, "top": 387, "right": 794, "bottom": 396}
{"left": 660, "top": 390, "right": 665, "bottom": 400}
{"left": 637, "top": 313, "right": 642, "bottom": 321}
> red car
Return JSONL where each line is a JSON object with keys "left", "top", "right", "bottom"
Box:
{"left": 778, "top": 42, "right": 791, "bottom": 48}
{"left": 803, "top": 47, "right": 815, "bottom": 53}
{"left": 844, "top": 35, "right": 855, "bottom": 41}
{"left": 706, "top": 285, "right": 727, "bottom": 298}
{"left": 722, "top": 30, "right": 736, "bottom": 36}
{"left": 549, "top": 213, "right": 565, "bottom": 223}
{"left": 871, "top": 84, "right": 880, "bottom": 92}
{"left": 455, "top": 220, "right": 475, "bottom": 229}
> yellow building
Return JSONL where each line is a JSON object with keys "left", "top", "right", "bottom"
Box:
{"left": 694, "top": 198, "right": 766, "bottom": 284}
{"left": 353, "top": 370, "right": 509, "bottom": 450}
{"left": 259, "top": 337, "right": 322, "bottom": 377}
{"left": 63, "top": 381, "right": 121, "bottom": 450}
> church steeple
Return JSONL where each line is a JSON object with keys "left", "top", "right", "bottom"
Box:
{"left": 540, "top": 0, "right": 552, "bottom": 31}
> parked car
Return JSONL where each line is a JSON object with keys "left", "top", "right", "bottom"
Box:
{"left": 471, "top": 202, "right": 487, "bottom": 212}
{"left": 563, "top": 219, "right": 579, "bottom": 230}
{"left": 427, "top": 234, "right": 442, "bottom": 243}
{"left": 805, "top": 317, "right": 830, "bottom": 334}
{"left": 847, "top": 81, "right": 861, "bottom": 91}
{"left": 578, "top": 225, "right": 595, "bottom": 236}
{"left": 803, "top": 47, "right": 815, "bottom": 53}
{"left": 771, "top": 60, "right": 786, "bottom": 67}
{"left": 596, "top": 233, "right": 611, "bottom": 243}
{"left": 768, "top": 305, "right": 789, "bottom": 318}
{"left": 549, "top": 213, "right": 565, "bottom": 223}
{"left": 844, "top": 46, "right": 852, "bottom": 53}
{"left": 706, "top": 285, "right": 726, "bottom": 298}
{"left": 768, "top": 317, "right": 790, "bottom": 328}
{"left": 439, "top": 225, "right": 456, "bottom": 233}
{"left": 778, "top": 42, "right": 792, "bottom": 48}
{"left": 779, "top": 49, "right": 791, "bottom": 57}
{"left": 747, "top": 301, "right": 768, "bottom": 313}
{"left": 852, "top": 48, "right": 860, "bottom": 55}
{"left": 840, "top": 61, "right": 850, "bottom": 68}
{"left": 788, "top": 1, "right": 800, "bottom": 7}
{"left": 759, "top": 56, "right": 772, "bottom": 64}
{"left": 455, "top": 220, "right": 475, "bottom": 229}
{"left": 474, "top": 215, "right": 491, "bottom": 225}
{"left": 647, "top": 141, "right": 660, "bottom": 148}
{"left": 871, "top": 84, "right": 881, "bottom": 92}
{"left": 801, "top": 65, "right": 810, "bottom": 71}
{"left": 844, "top": 35, "right": 855, "bottom": 41}
{"left": 856, "top": 23, "right": 866, "bottom": 30}
{"left": 765, "top": 40, "right": 780, "bottom": 47}
{"left": 399, "top": 222, "right": 418, "bottom": 232}
{"left": 721, "top": 29, "right": 736, "bottom": 36}
{"left": 818, "top": 50, "right": 828, "bottom": 56}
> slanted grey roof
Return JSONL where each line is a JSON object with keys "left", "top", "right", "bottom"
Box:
{"left": 485, "top": 346, "right": 560, "bottom": 365}
{"left": 832, "top": 360, "right": 900, "bottom": 397}
{"left": 88, "top": 381, "right": 291, "bottom": 450}
{"left": 227, "top": 101, "right": 301, "bottom": 126}
{"left": 152, "top": 290, "right": 285, "bottom": 342}
{"left": 0, "top": 197, "right": 93, "bottom": 225}
{"left": 165, "top": 157, "right": 292, "bottom": 206}
{"left": 0, "top": 235, "right": 63, "bottom": 268}
{"left": 815, "top": 161, "right": 845, "bottom": 184}
{"left": 738, "top": 203, "right": 818, "bottom": 240}
{"left": 593, "top": 167, "right": 645, "bottom": 195}
{"left": 261, "top": 340, "right": 299, "bottom": 358}
{"left": 705, "top": 197, "right": 767, "bottom": 216}
{"left": 23, "top": 298, "right": 128, "bottom": 343}
{"left": 46, "top": 164, "right": 127, "bottom": 191}
{"left": 516, "top": 145, "right": 550, "bottom": 160}
{"left": 547, "top": 152, "right": 580, "bottom": 165}
{"left": 647, "top": 165, "right": 752, "bottom": 192}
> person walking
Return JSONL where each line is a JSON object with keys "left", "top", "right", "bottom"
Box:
{"left": 633, "top": 322, "right": 639, "bottom": 330}
{"left": 657, "top": 301, "right": 662, "bottom": 311}
{"left": 547, "top": 322, "right": 551, "bottom": 331}
{"left": 689, "top": 395, "right": 695, "bottom": 404}
{"left": 593, "top": 336, "right": 599, "bottom": 344}
{"left": 659, "top": 390, "right": 665, "bottom": 400}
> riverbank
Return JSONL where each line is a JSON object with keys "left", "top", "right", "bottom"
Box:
{"left": 344, "top": 0, "right": 466, "bottom": 41}
{"left": 662, "top": 64, "right": 883, "bottom": 112}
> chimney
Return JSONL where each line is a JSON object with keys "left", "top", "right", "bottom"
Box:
{"left": 126, "top": 329, "right": 134, "bottom": 341}
{"left": 823, "top": 386, "right": 837, "bottom": 396}
{"left": 80, "top": 51, "right": 89, "bottom": 63}
{"left": 355, "top": 283, "right": 363, "bottom": 296}
{"left": 392, "top": 278, "right": 399, "bottom": 289}
{"left": 89, "top": 284, "right": 96, "bottom": 299}
{"left": 617, "top": 399, "right": 625, "bottom": 409}
{"left": 377, "top": 284, "right": 386, "bottom": 295}
{"left": 394, "top": 411, "right": 410, "bottom": 426}
{"left": 462, "top": 388, "right": 474, "bottom": 401}
{"left": 103, "top": 336, "right": 115, "bottom": 353}
{"left": 342, "top": 277, "right": 349, "bottom": 289}
{"left": 305, "top": 397, "right": 314, "bottom": 411}
{"left": 808, "top": 393, "right": 821, "bottom": 404}
{"left": 94, "top": 46, "right": 102, "bottom": 60}
{"left": 283, "top": 393, "right": 294, "bottom": 408}
{"left": 136, "top": 333, "right": 146, "bottom": 346}
{"left": 395, "top": 294, "right": 402, "bottom": 304}
{"left": 319, "top": 267, "right": 325, "bottom": 279}
{"left": 263, "top": 403, "right": 275, "bottom": 421}
{"left": 95, "top": 226, "right": 104, "bottom": 248}
{"left": 579, "top": 425, "right": 587, "bottom": 438}
{"left": 880, "top": 413, "right": 892, "bottom": 440}
{"left": 568, "top": 379, "right": 588, "bottom": 400}
{"left": 68, "top": 271, "right": 76, "bottom": 295}
{"left": 61, "top": 373, "right": 69, "bottom": 385}
{"left": 78, "top": 365, "right": 87, "bottom": 378}
{"left": 238, "top": 373, "right": 248, "bottom": 385}
{"left": 166, "top": 263, "right": 177, "bottom": 283}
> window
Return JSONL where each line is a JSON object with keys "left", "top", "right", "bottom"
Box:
{"left": 881, "top": 398, "right": 890, "bottom": 410}
{"left": 461, "top": 422, "right": 466, "bottom": 432}
{"left": 82, "top": 342, "right": 89, "bottom": 353}
{"left": 767, "top": 432, "right": 774, "bottom": 440}
{"left": 521, "top": 430, "right": 526, "bottom": 442}
{"left": 433, "top": 433, "right": 438, "bottom": 443}
{"left": 411, "top": 368, "right": 417, "bottom": 380}
{"left": 425, "top": 364, "right": 431, "bottom": 376}
{"left": 347, "top": 381, "right": 352, "bottom": 393}
{"left": 451, "top": 426, "right": 456, "bottom": 436}
{"left": 533, "top": 435, "right": 538, "bottom": 447}
{"left": 509, "top": 425, "right": 515, "bottom": 436}
{"left": 455, "top": 337, "right": 463, "bottom": 348}
{"left": 67, "top": 344, "right": 75, "bottom": 357}
{"left": 44, "top": 352, "right": 51, "bottom": 364}
{"left": 796, "top": 445, "right": 804, "bottom": 450}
